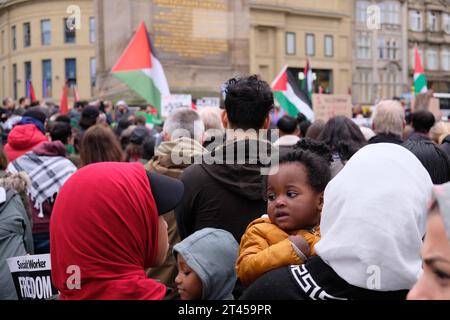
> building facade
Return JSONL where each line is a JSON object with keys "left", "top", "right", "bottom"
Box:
{"left": 0, "top": 0, "right": 96, "bottom": 104}
{"left": 408, "top": 0, "right": 450, "bottom": 94}
{"left": 352, "top": 0, "right": 409, "bottom": 106}
{"left": 250, "top": 0, "right": 353, "bottom": 95}
{"left": 95, "top": 0, "right": 249, "bottom": 102}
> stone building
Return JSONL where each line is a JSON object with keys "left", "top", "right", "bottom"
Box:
{"left": 0, "top": 0, "right": 96, "bottom": 103}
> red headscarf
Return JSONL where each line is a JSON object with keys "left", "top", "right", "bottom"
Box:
{"left": 50, "top": 162, "right": 166, "bottom": 300}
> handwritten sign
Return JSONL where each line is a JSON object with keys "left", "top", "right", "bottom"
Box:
{"left": 312, "top": 94, "right": 353, "bottom": 122}
{"left": 162, "top": 94, "right": 192, "bottom": 118}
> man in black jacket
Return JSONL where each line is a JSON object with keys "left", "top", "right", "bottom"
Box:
{"left": 175, "top": 75, "right": 275, "bottom": 243}
{"left": 368, "top": 100, "right": 405, "bottom": 145}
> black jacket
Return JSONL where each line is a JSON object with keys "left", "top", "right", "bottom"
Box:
{"left": 175, "top": 139, "right": 272, "bottom": 242}
{"left": 440, "top": 135, "right": 450, "bottom": 159}
{"left": 240, "top": 256, "right": 409, "bottom": 300}
{"left": 368, "top": 134, "right": 403, "bottom": 145}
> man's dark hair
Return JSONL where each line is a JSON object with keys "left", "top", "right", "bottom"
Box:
{"left": 55, "top": 114, "right": 71, "bottom": 124}
{"left": 50, "top": 121, "right": 72, "bottom": 144}
{"left": 224, "top": 75, "right": 274, "bottom": 130}
{"left": 299, "top": 120, "right": 312, "bottom": 137}
{"left": 19, "top": 97, "right": 27, "bottom": 105}
{"left": 412, "top": 110, "right": 435, "bottom": 134}
{"left": 277, "top": 115, "right": 297, "bottom": 134}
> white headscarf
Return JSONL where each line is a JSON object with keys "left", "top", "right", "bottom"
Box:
{"left": 315, "top": 143, "right": 433, "bottom": 291}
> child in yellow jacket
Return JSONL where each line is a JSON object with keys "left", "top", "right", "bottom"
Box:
{"left": 236, "top": 147, "right": 331, "bottom": 287}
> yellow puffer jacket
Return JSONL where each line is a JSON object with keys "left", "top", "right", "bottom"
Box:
{"left": 236, "top": 217, "right": 320, "bottom": 287}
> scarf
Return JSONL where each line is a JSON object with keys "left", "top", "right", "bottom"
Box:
{"left": 50, "top": 162, "right": 166, "bottom": 300}
{"left": 17, "top": 116, "right": 46, "bottom": 134}
{"left": 7, "top": 141, "right": 76, "bottom": 218}
{"left": 315, "top": 143, "right": 433, "bottom": 291}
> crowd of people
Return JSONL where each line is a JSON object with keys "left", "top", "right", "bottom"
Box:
{"left": 0, "top": 74, "right": 450, "bottom": 300}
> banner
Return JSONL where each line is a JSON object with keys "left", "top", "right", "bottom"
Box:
{"left": 7, "top": 254, "right": 58, "bottom": 300}
{"left": 162, "top": 94, "right": 192, "bottom": 117}
{"left": 312, "top": 94, "right": 353, "bottom": 122}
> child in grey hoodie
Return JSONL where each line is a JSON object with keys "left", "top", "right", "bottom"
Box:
{"left": 173, "top": 228, "right": 239, "bottom": 300}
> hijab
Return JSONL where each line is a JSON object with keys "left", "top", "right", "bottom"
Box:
{"left": 315, "top": 143, "right": 433, "bottom": 291}
{"left": 50, "top": 162, "right": 166, "bottom": 300}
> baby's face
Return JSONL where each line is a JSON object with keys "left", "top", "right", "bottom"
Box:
{"left": 174, "top": 254, "right": 203, "bottom": 300}
{"left": 267, "top": 163, "right": 322, "bottom": 231}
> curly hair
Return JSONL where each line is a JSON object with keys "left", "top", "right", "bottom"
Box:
{"left": 277, "top": 149, "right": 331, "bottom": 193}
{"left": 224, "top": 75, "right": 274, "bottom": 130}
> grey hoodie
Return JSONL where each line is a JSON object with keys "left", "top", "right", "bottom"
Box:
{"left": 173, "top": 228, "right": 238, "bottom": 300}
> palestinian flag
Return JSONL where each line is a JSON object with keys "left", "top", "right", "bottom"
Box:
{"left": 112, "top": 22, "right": 170, "bottom": 117}
{"left": 272, "top": 66, "right": 314, "bottom": 120}
{"left": 414, "top": 46, "right": 428, "bottom": 94}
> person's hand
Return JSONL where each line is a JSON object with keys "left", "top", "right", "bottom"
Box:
{"left": 288, "top": 236, "right": 310, "bottom": 255}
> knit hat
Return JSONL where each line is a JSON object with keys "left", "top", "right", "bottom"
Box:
{"left": 130, "top": 126, "right": 150, "bottom": 145}
{"left": 24, "top": 108, "right": 47, "bottom": 124}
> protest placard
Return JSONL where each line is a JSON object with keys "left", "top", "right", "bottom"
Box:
{"left": 162, "top": 94, "right": 192, "bottom": 117}
{"left": 312, "top": 94, "right": 353, "bottom": 122}
{"left": 7, "top": 254, "right": 58, "bottom": 300}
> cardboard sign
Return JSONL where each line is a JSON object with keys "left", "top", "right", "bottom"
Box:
{"left": 162, "top": 94, "right": 192, "bottom": 118}
{"left": 429, "top": 97, "right": 441, "bottom": 120}
{"left": 196, "top": 97, "right": 220, "bottom": 110}
{"left": 312, "top": 94, "right": 353, "bottom": 122}
{"left": 7, "top": 254, "right": 58, "bottom": 300}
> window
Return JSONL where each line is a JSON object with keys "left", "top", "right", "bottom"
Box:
{"left": 427, "top": 48, "right": 438, "bottom": 70}
{"left": 12, "top": 26, "right": 16, "bottom": 50}
{"left": 443, "top": 13, "right": 450, "bottom": 34}
{"left": 428, "top": 12, "right": 438, "bottom": 32}
{"left": 324, "top": 35, "right": 333, "bottom": 57}
{"left": 24, "top": 61, "right": 32, "bottom": 95}
{"left": 42, "top": 60, "right": 52, "bottom": 97}
{"left": 378, "top": 37, "right": 385, "bottom": 59}
{"left": 89, "top": 17, "right": 96, "bottom": 43}
{"left": 90, "top": 57, "right": 96, "bottom": 96}
{"left": 381, "top": 1, "right": 400, "bottom": 25}
{"left": 357, "top": 32, "right": 371, "bottom": 59}
{"left": 65, "top": 58, "right": 77, "bottom": 87}
{"left": 23, "top": 22, "right": 31, "bottom": 48}
{"left": 357, "top": 1, "right": 370, "bottom": 23}
{"left": 12, "top": 64, "right": 17, "bottom": 100}
{"left": 410, "top": 11, "right": 423, "bottom": 31}
{"left": 1, "top": 30, "right": 4, "bottom": 55}
{"left": 442, "top": 48, "right": 450, "bottom": 71}
{"left": 384, "top": 39, "right": 398, "bottom": 60}
{"left": 357, "top": 70, "right": 372, "bottom": 103}
{"left": 306, "top": 34, "right": 315, "bottom": 56}
{"left": 64, "top": 18, "right": 76, "bottom": 43}
{"left": 285, "top": 32, "right": 296, "bottom": 55}
{"left": 392, "top": 40, "right": 399, "bottom": 60}
{"left": 41, "top": 20, "right": 51, "bottom": 45}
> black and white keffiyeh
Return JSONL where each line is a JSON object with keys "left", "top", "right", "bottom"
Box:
{"left": 7, "top": 152, "right": 76, "bottom": 218}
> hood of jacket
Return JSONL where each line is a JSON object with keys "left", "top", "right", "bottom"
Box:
{"left": 146, "top": 137, "right": 206, "bottom": 178}
{"left": 32, "top": 141, "right": 67, "bottom": 157}
{"left": 7, "top": 124, "right": 47, "bottom": 151}
{"left": 173, "top": 228, "right": 239, "bottom": 300}
{"left": 200, "top": 138, "right": 274, "bottom": 201}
